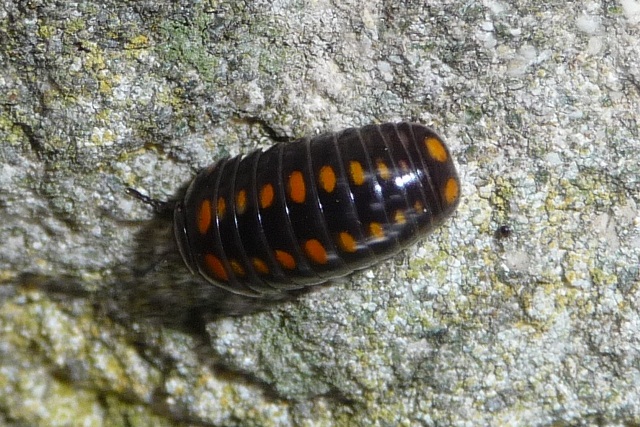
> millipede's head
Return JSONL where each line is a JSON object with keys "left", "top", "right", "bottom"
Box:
{"left": 173, "top": 201, "right": 198, "bottom": 276}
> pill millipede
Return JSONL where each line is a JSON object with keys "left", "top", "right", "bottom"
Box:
{"left": 128, "top": 122, "right": 460, "bottom": 298}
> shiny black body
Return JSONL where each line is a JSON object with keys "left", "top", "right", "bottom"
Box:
{"left": 175, "top": 122, "right": 460, "bottom": 297}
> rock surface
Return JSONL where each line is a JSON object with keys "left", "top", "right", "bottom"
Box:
{"left": 1, "top": 0, "right": 639, "bottom": 425}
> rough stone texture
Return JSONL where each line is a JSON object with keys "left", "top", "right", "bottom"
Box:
{"left": 1, "top": 0, "right": 639, "bottom": 426}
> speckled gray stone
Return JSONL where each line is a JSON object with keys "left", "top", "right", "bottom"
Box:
{"left": 1, "top": 0, "right": 640, "bottom": 426}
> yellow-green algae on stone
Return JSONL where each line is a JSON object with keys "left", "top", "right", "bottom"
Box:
{"left": 0, "top": 279, "right": 307, "bottom": 426}
{"left": 0, "top": 285, "right": 172, "bottom": 426}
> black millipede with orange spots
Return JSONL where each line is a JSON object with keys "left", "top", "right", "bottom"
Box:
{"left": 173, "top": 122, "right": 460, "bottom": 297}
